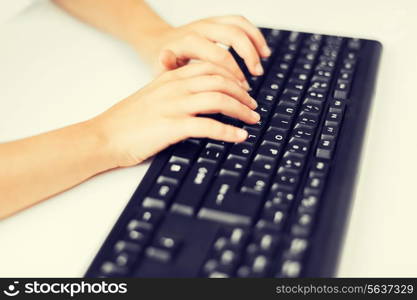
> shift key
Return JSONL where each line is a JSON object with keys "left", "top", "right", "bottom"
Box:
{"left": 198, "top": 170, "right": 263, "bottom": 226}
{"left": 170, "top": 158, "right": 217, "bottom": 216}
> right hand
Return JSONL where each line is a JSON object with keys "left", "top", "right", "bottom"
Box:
{"left": 90, "top": 62, "right": 260, "bottom": 167}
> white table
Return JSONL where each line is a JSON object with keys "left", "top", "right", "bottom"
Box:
{"left": 0, "top": 0, "right": 416, "bottom": 277}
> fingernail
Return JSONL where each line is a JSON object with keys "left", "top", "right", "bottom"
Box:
{"left": 251, "top": 97, "right": 258, "bottom": 109}
{"left": 262, "top": 46, "right": 271, "bottom": 57}
{"left": 255, "top": 63, "right": 264, "bottom": 76}
{"left": 242, "top": 80, "right": 251, "bottom": 90}
{"left": 251, "top": 110, "right": 261, "bottom": 121}
{"left": 237, "top": 128, "right": 248, "bottom": 140}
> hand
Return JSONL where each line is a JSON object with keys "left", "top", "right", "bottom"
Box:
{"left": 90, "top": 62, "right": 260, "bottom": 167}
{"left": 141, "top": 15, "right": 270, "bottom": 85}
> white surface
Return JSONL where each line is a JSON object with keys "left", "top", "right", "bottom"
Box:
{"left": 0, "top": 0, "right": 416, "bottom": 277}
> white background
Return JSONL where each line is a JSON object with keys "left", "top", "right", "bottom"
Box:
{"left": 0, "top": 0, "right": 416, "bottom": 276}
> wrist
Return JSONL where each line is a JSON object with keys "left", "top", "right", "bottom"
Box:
{"left": 131, "top": 24, "right": 174, "bottom": 64}
{"left": 80, "top": 119, "right": 119, "bottom": 172}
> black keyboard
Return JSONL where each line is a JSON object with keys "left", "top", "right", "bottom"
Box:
{"left": 86, "top": 28, "right": 381, "bottom": 278}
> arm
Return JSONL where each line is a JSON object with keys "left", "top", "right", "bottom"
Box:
{"left": 0, "top": 121, "right": 114, "bottom": 219}
{"left": 52, "top": 0, "right": 170, "bottom": 66}
{"left": 53, "top": 0, "right": 270, "bottom": 80}
{"left": 0, "top": 62, "right": 258, "bottom": 219}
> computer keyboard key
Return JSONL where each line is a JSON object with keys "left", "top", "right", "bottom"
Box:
{"left": 131, "top": 208, "right": 163, "bottom": 231}
{"left": 282, "top": 152, "right": 305, "bottom": 171}
{"left": 280, "top": 89, "right": 302, "bottom": 105}
{"left": 255, "top": 103, "right": 273, "bottom": 117}
{"left": 227, "top": 227, "right": 250, "bottom": 248}
{"left": 293, "top": 124, "right": 315, "bottom": 141}
{"left": 316, "top": 137, "right": 336, "bottom": 160}
{"left": 198, "top": 204, "right": 255, "bottom": 226}
{"left": 200, "top": 143, "right": 226, "bottom": 162}
{"left": 206, "top": 169, "right": 239, "bottom": 206}
{"left": 274, "top": 101, "right": 298, "bottom": 118}
{"left": 291, "top": 213, "right": 314, "bottom": 237}
{"left": 257, "top": 91, "right": 278, "bottom": 106}
{"left": 347, "top": 38, "right": 361, "bottom": 50}
{"left": 297, "top": 111, "right": 320, "bottom": 127}
{"left": 219, "top": 249, "right": 240, "bottom": 268}
{"left": 112, "top": 251, "right": 139, "bottom": 269}
{"left": 250, "top": 255, "right": 270, "bottom": 276}
{"left": 287, "top": 137, "right": 310, "bottom": 156}
{"left": 257, "top": 140, "right": 282, "bottom": 158}
{"left": 325, "top": 109, "right": 344, "bottom": 126}
{"left": 145, "top": 246, "right": 173, "bottom": 263}
{"left": 256, "top": 210, "right": 286, "bottom": 233}
{"left": 276, "top": 167, "right": 300, "bottom": 190}
{"left": 244, "top": 118, "right": 266, "bottom": 131}
{"left": 339, "top": 70, "right": 353, "bottom": 81}
{"left": 306, "top": 90, "right": 326, "bottom": 101}
{"left": 114, "top": 240, "right": 143, "bottom": 254}
{"left": 170, "top": 158, "right": 217, "bottom": 216}
{"left": 145, "top": 236, "right": 182, "bottom": 263}
{"left": 241, "top": 171, "right": 269, "bottom": 196}
{"left": 298, "top": 195, "right": 319, "bottom": 214}
{"left": 125, "top": 228, "right": 152, "bottom": 245}
{"left": 223, "top": 154, "right": 248, "bottom": 173}
{"left": 161, "top": 156, "right": 190, "bottom": 181}
{"left": 311, "top": 160, "right": 330, "bottom": 174}
{"left": 321, "top": 125, "right": 338, "bottom": 139}
{"left": 144, "top": 176, "right": 178, "bottom": 209}
{"left": 329, "top": 99, "right": 346, "bottom": 113}
{"left": 279, "top": 260, "right": 302, "bottom": 278}
{"left": 200, "top": 186, "right": 263, "bottom": 225}
{"left": 245, "top": 128, "right": 261, "bottom": 145}
{"left": 264, "top": 126, "right": 288, "bottom": 143}
{"left": 265, "top": 188, "right": 295, "bottom": 211}
{"left": 282, "top": 238, "right": 309, "bottom": 260}
{"left": 100, "top": 261, "right": 129, "bottom": 276}
{"left": 252, "top": 154, "right": 276, "bottom": 174}
{"left": 229, "top": 142, "right": 254, "bottom": 158}
{"left": 171, "top": 141, "right": 201, "bottom": 163}
{"left": 270, "top": 114, "right": 292, "bottom": 130}
{"left": 251, "top": 232, "right": 280, "bottom": 255}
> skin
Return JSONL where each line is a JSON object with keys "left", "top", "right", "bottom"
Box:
{"left": 0, "top": 0, "right": 270, "bottom": 219}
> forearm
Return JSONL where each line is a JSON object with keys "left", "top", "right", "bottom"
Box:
{"left": 53, "top": 0, "right": 171, "bottom": 62}
{"left": 0, "top": 120, "right": 114, "bottom": 219}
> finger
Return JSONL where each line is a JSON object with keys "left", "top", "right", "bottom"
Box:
{"left": 181, "top": 117, "right": 248, "bottom": 143}
{"left": 158, "top": 61, "right": 245, "bottom": 89}
{"left": 168, "top": 33, "right": 248, "bottom": 85}
{"left": 159, "top": 49, "right": 179, "bottom": 71}
{"left": 194, "top": 22, "right": 264, "bottom": 76}
{"left": 180, "top": 92, "right": 260, "bottom": 124}
{"left": 175, "top": 74, "right": 257, "bottom": 109}
{"left": 213, "top": 15, "right": 271, "bottom": 58}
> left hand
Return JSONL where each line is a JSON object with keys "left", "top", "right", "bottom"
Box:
{"left": 142, "top": 15, "right": 271, "bottom": 85}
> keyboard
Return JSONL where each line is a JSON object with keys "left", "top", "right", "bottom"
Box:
{"left": 86, "top": 28, "right": 381, "bottom": 278}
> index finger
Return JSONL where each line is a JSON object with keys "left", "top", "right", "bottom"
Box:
{"left": 168, "top": 33, "right": 248, "bottom": 87}
{"left": 213, "top": 15, "right": 271, "bottom": 58}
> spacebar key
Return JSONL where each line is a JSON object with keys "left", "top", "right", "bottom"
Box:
{"left": 198, "top": 172, "right": 263, "bottom": 226}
